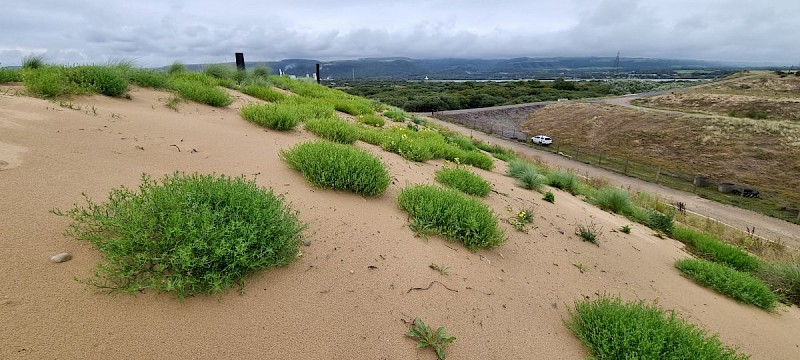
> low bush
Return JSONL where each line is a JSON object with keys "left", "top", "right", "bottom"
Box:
{"left": 359, "top": 113, "right": 386, "bottom": 127}
{"left": 435, "top": 168, "right": 491, "bottom": 197}
{"left": 240, "top": 103, "right": 303, "bottom": 130}
{"left": 168, "top": 78, "right": 232, "bottom": 107}
{"left": 757, "top": 261, "right": 800, "bottom": 305}
{"left": 281, "top": 140, "right": 390, "bottom": 196}
{"left": 676, "top": 258, "right": 778, "bottom": 310}
{"left": 449, "top": 136, "right": 477, "bottom": 151}
{"left": 384, "top": 109, "right": 407, "bottom": 122}
{"left": 381, "top": 132, "right": 434, "bottom": 162}
{"left": 568, "top": 295, "right": 749, "bottom": 360}
{"left": 592, "top": 188, "right": 633, "bottom": 214}
{"left": 0, "top": 68, "right": 22, "bottom": 83}
{"left": 128, "top": 69, "right": 169, "bottom": 89}
{"left": 397, "top": 185, "right": 504, "bottom": 250}
{"left": 22, "top": 66, "right": 71, "bottom": 97}
{"left": 460, "top": 150, "right": 494, "bottom": 170}
{"left": 241, "top": 85, "right": 289, "bottom": 103}
{"left": 357, "top": 126, "right": 390, "bottom": 146}
{"left": 672, "top": 226, "right": 761, "bottom": 273}
{"left": 543, "top": 191, "right": 555, "bottom": 203}
{"left": 304, "top": 117, "right": 360, "bottom": 144}
{"left": 547, "top": 171, "right": 578, "bottom": 194}
{"left": 69, "top": 66, "right": 129, "bottom": 97}
{"left": 53, "top": 172, "right": 305, "bottom": 299}
{"left": 645, "top": 210, "right": 674, "bottom": 234}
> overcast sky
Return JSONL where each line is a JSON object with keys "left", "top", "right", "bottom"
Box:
{"left": 1, "top": 0, "right": 797, "bottom": 67}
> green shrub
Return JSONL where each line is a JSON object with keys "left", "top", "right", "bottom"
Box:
{"left": 460, "top": 150, "right": 494, "bottom": 170}
{"left": 449, "top": 136, "right": 477, "bottom": 151}
{"left": 53, "top": 172, "right": 305, "bottom": 299}
{"left": 283, "top": 97, "right": 336, "bottom": 119}
{"left": 22, "top": 66, "right": 71, "bottom": 97}
{"left": 757, "top": 261, "right": 800, "bottom": 305}
{"left": 676, "top": 258, "right": 778, "bottom": 310}
{"left": 435, "top": 168, "right": 491, "bottom": 197}
{"left": 169, "top": 71, "right": 220, "bottom": 87}
{"left": 491, "top": 152, "right": 515, "bottom": 162}
{"left": 241, "top": 85, "right": 289, "bottom": 102}
{"left": 547, "top": 171, "right": 578, "bottom": 193}
{"left": 168, "top": 78, "right": 232, "bottom": 107}
{"left": 358, "top": 126, "right": 390, "bottom": 146}
{"left": 592, "top": 188, "right": 633, "bottom": 214}
{"left": 0, "top": 68, "right": 21, "bottom": 83}
{"left": 381, "top": 132, "right": 434, "bottom": 162}
{"left": 645, "top": 210, "right": 674, "bottom": 234}
{"left": 240, "top": 103, "right": 304, "bottom": 130}
{"left": 506, "top": 159, "right": 542, "bottom": 190}
{"left": 619, "top": 225, "right": 632, "bottom": 234}
{"left": 128, "top": 69, "right": 169, "bottom": 89}
{"left": 543, "top": 191, "right": 555, "bottom": 203}
{"left": 202, "top": 64, "right": 237, "bottom": 80}
{"left": 359, "top": 113, "right": 386, "bottom": 127}
{"left": 384, "top": 109, "right": 407, "bottom": 122}
{"left": 397, "top": 185, "right": 504, "bottom": 250}
{"left": 568, "top": 295, "right": 749, "bottom": 360}
{"left": 304, "top": 117, "right": 360, "bottom": 144}
{"left": 281, "top": 141, "right": 390, "bottom": 196}
{"left": 167, "top": 61, "right": 186, "bottom": 75}
{"left": 427, "top": 141, "right": 464, "bottom": 162}
{"left": 332, "top": 97, "right": 374, "bottom": 116}
{"left": 22, "top": 54, "right": 45, "bottom": 69}
{"left": 672, "top": 226, "right": 761, "bottom": 273}
{"left": 68, "top": 66, "right": 129, "bottom": 97}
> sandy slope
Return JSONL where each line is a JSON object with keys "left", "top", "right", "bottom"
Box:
{"left": 1, "top": 86, "right": 799, "bottom": 359}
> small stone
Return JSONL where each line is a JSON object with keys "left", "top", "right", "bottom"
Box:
{"left": 50, "top": 253, "right": 72, "bottom": 263}
{"left": 303, "top": 239, "right": 311, "bottom": 246}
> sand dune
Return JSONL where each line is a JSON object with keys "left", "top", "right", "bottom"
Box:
{"left": 1, "top": 85, "right": 799, "bottom": 359}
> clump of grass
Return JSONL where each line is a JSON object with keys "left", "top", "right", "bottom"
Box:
{"left": 429, "top": 263, "right": 450, "bottom": 276}
{"left": 384, "top": 108, "right": 407, "bottom": 122}
{"left": 449, "top": 136, "right": 477, "bottom": 151}
{"left": 591, "top": 188, "right": 633, "bottom": 214}
{"left": 22, "top": 66, "right": 70, "bottom": 97}
{"left": 164, "top": 96, "right": 181, "bottom": 111}
{"left": 676, "top": 258, "right": 778, "bottom": 310}
{"left": 128, "top": 69, "right": 169, "bottom": 89}
{"left": 576, "top": 220, "right": 600, "bottom": 246}
{"left": 506, "top": 159, "right": 543, "bottom": 190}
{"left": 202, "top": 64, "right": 236, "bottom": 80}
{"left": 543, "top": 191, "right": 555, "bottom": 203}
{"left": 52, "top": 172, "right": 305, "bottom": 299}
{"left": 619, "top": 225, "right": 632, "bottom": 234}
{"left": 240, "top": 103, "right": 304, "bottom": 130}
{"left": 435, "top": 168, "right": 491, "bottom": 197}
{"left": 460, "top": 150, "right": 494, "bottom": 170}
{"left": 757, "top": 261, "right": 800, "bottom": 305}
{"left": 168, "top": 77, "right": 232, "bottom": 107}
{"left": 332, "top": 97, "right": 374, "bottom": 116}
{"left": 382, "top": 132, "right": 434, "bottom": 162}
{"left": 406, "top": 317, "right": 456, "bottom": 360}
{"left": 359, "top": 113, "right": 385, "bottom": 127}
{"left": 547, "top": 171, "right": 578, "bottom": 194}
{"left": 167, "top": 61, "right": 186, "bottom": 75}
{"left": 69, "top": 66, "right": 129, "bottom": 97}
{"left": 568, "top": 295, "right": 749, "bottom": 360}
{"left": 0, "top": 68, "right": 22, "bottom": 83}
{"left": 22, "top": 54, "right": 45, "bottom": 69}
{"left": 645, "top": 210, "right": 674, "bottom": 234}
{"left": 672, "top": 226, "right": 761, "bottom": 273}
{"left": 281, "top": 140, "right": 390, "bottom": 196}
{"left": 304, "top": 117, "right": 360, "bottom": 144}
{"left": 357, "top": 126, "right": 390, "bottom": 146}
{"left": 241, "top": 84, "right": 289, "bottom": 103}
{"left": 398, "top": 185, "right": 504, "bottom": 250}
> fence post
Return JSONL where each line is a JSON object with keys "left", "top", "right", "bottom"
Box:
{"left": 316, "top": 63, "right": 321, "bottom": 84}
{"left": 235, "top": 53, "right": 246, "bottom": 71}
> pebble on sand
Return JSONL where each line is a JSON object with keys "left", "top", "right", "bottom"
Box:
{"left": 303, "top": 239, "right": 311, "bottom": 246}
{"left": 50, "top": 253, "right": 72, "bottom": 263}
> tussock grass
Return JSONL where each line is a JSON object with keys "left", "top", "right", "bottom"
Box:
{"left": 281, "top": 141, "right": 390, "bottom": 196}
{"left": 240, "top": 103, "right": 304, "bottom": 130}
{"left": 461, "top": 150, "right": 494, "bottom": 170}
{"left": 69, "top": 66, "right": 129, "bottom": 97}
{"left": 357, "top": 126, "right": 390, "bottom": 146}
{"left": 627, "top": 206, "right": 675, "bottom": 234}
{"left": 283, "top": 97, "right": 336, "bottom": 119}
{"left": 241, "top": 84, "right": 289, "bottom": 103}
{"left": 358, "top": 113, "right": 386, "bottom": 127}
{"left": 435, "top": 168, "right": 491, "bottom": 197}
{"left": 568, "top": 295, "right": 749, "bottom": 360}
{"left": 128, "top": 69, "right": 169, "bottom": 89}
{"left": 506, "top": 159, "right": 543, "bottom": 190}
{"left": 449, "top": 136, "right": 477, "bottom": 151}
{"left": 53, "top": 172, "right": 305, "bottom": 299}
{"left": 332, "top": 97, "right": 374, "bottom": 116}
{"left": 304, "top": 117, "right": 360, "bottom": 144}
{"left": 384, "top": 108, "right": 407, "bottom": 121}
{"left": 167, "top": 61, "right": 186, "bottom": 74}
{"left": 398, "top": 184, "right": 504, "bottom": 250}
{"left": 0, "top": 68, "right": 21, "bottom": 83}
{"left": 381, "top": 131, "right": 434, "bottom": 162}
{"left": 676, "top": 258, "right": 778, "bottom": 310}
{"left": 168, "top": 78, "right": 232, "bottom": 107}
{"left": 672, "top": 226, "right": 761, "bottom": 273}
{"left": 202, "top": 64, "right": 237, "bottom": 80}
{"left": 547, "top": 171, "right": 579, "bottom": 194}
{"left": 22, "top": 66, "right": 71, "bottom": 97}
{"left": 591, "top": 188, "right": 633, "bottom": 214}
{"left": 757, "top": 261, "right": 800, "bottom": 305}
{"left": 22, "top": 54, "right": 45, "bottom": 69}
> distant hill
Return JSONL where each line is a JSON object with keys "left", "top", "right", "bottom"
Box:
{"left": 179, "top": 56, "right": 753, "bottom": 80}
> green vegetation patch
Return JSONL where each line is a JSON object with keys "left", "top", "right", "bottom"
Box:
{"left": 358, "top": 113, "right": 386, "bottom": 127}
{"left": 0, "top": 68, "right": 22, "bottom": 83}
{"left": 506, "top": 159, "right": 544, "bottom": 190}
{"left": 240, "top": 103, "right": 309, "bottom": 130}
{"left": 672, "top": 226, "right": 761, "bottom": 273}
{"left": 53, "top": 172, "right": 305, "bottom": 299}
{"left": 128, "top": 69, "right": 169, "bottom": 89}
{"left": 384, "top": 108, "right": 407, "bottom": 122}
{"left": 757, "top": 261, "right": 800, "bottom": 305}
{"left": 547, "top": 171, "right": 579, "bottom": 194}
{"left": 241, "top": 84, "right": 289, "bottom": 103}
{"left": 675, "top": 258, "right": 778, "bottom": 310}
{"left": 435, "top": 168, "right": 491, "bottom": 197}
{"left": 591, "top": 188, "right": 633, "bottom": 214}
{"left": 68, "top": 65, "right": 129, "bottom": 97}
{"left": 281, "top": 140, "right": 390, "bottom": 196}
{"left": 168, "top": 77, "right": 232, "bottom": 107}
{"left": 397, "top": 184, "right": 504, "bottom": 250}
{"left": 304, "top": 117, "right": 360, "bottom": 144}
{"left": 568, "top": 295, "right": 749, "bottom": 360}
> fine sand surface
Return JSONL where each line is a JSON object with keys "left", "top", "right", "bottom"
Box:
{"left": 2, "top": 86, "right": 800, "bottom": 359}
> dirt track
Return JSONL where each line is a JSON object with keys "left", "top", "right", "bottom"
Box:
{"left": 426, "top": 116, "right": 800, "bottom": 248}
